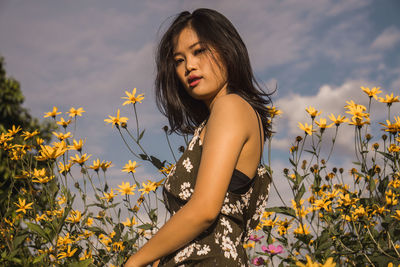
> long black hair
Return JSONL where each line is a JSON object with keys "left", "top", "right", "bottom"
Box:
{"left": 155, "top": 8, "right": 273, "bottom": 140}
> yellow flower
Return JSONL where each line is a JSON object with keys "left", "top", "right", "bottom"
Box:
{"left": 328, "top": 113, "right": 348, "bottom": 126}
{"left": 337, "top": 194, "right": 358, "bottom": 207}
{"left": 352, "top": 205, "right": 366, "bottom": 218}
{"left": 57, "top": 195, "right": 67, "bottom": 205}
{"left": 67, "top": 107, "right": 85, "bottom": 117}
{"left": 159, "top": 164, "right": 174, "bottom": 175}
{"left": 79, "top": 249, "right": 92, "bottom": 261}
{"left": 21, "top": 130, "right": 40, "bottom": 140}
{"left": 68, "top": 139, "right": 85, "bottom": 152}
{"left": 391, "top": 210, "right": 400, "bottom": 221}
{"left": 37, "top": 143, "right": 68, "bottom": 160}
{"left": 36, "top": 137, "right": 44, "bottom": 145}
{"left": 70, "top": 153, "right": 91, "bottom": 165}
{"left": 298, "top": 122, "right": 316, "bottom": 136}
{"left": 104, "top": 109, "right": 129, "bottom": 128}
{"left": 14, "top": 198, "right": 33, "bottom": 214}
{"left": 348, "top": 116, "right": 370, "bottom": 127}
{"left": 293, "top": 224, "right": 310, "bottom": 235}
{"left": 44, "top": 106, "right": 62, "bottom": 118}
{"left": 267, "top": 106, "right": 283, "bottom": 119}
{"left": 52, "top": 131, "right": 72, "bottom": 141}
{"left": 58, "top": 245, "right": 77, "bottom": 259}
{"left": 7, "top": 125, "right": 22, "bottom": 136}
{"left": 56, "top": 117, "right": 72, "bottom": 128}
{"left": 379, "top": 93, "right": 400, "bottom": 105}
{"left": 139, "top": 181, "right": 157, "bottom": 195}
{"left": 86, "top": 217, "right": 94, "bottom": 226}
{"left": 296, "top": 255, "right": 336, "bottom": 267}
{"left": 112, "top": 241, "right": 125, "bottom": 251}
{"left": 315, "top": 118, "right": 334, "bottom": 129}
{"left": 380, "top": 120, "right": 399, "bottom": 133}
{"left": 89, "top": 159, "right": 102, "bottom": 171}
{"left": 122, "top": 160, "right": 139, "bottom": 173}
{"left": 313, "top": 199, "right": 331, "bottom": 211}
{"left": 305, "top": 106, "right": 321, "bottom": 118}
{"left": 57, "top": 233, "right": 74, "bottom": 247}
{"left": 100, "top": 161, "right": 113, "bottom": 172}
{"left": 35, "top": 213, "right": 48, "bottom": 222}
{"left": 361, "top": 86, "right": 382, "bottom": 99}
{"left": 101, "top": 189, "right": 117, "bottom": 202}
{"left": 118, "top": 182, "right": 136, "bottom": 196}
{"left": 121, "top": 88, "right": 145, "bottom": 105}
{"left": 66, "top": 210, "right": 82, "bottom": 223}
{"left": 122, "top": 217, "right": 136, "bottom": 227}
{"left": 243, "top": 241, "right": 255, "bottom": 249}
{"left": 58, "top": 161, "right": 72, "bottom": 175}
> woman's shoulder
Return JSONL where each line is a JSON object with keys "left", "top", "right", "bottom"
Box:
{"left": 211, "top": 93, "right": 255, "bottom": 119}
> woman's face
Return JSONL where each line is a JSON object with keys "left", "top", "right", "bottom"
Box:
{"left": 173, "top": 26, "right": 228, "bottom": 107}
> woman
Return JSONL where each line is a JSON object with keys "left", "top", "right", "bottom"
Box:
{"left": 125, "top": 8, "right": 272, "bottom": 267}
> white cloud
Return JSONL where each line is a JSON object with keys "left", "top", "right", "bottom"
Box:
{"left": 371, "top": 26, "right": 400, "bottom": 50}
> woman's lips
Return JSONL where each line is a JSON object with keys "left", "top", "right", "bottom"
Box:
{"left": 189, "top": 78, "right": 201, "bottom": 87}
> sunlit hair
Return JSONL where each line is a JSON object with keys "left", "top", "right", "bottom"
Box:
{"left": 155, "top": 8, "right": 274, "bottom": 139}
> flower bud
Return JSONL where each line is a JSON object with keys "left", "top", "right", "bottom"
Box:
{"left": 339, "top": 168, "right": 344, "bottom": 174}
{"left": 373, "top": 143, "right": 379, "bottom": 150}
{"left": 365, "top": 133, "right": 372, "bottom": 141}
{"left": 178, "top": 146, "right": 185, "bottom": 153}
{"left": 332, "top": 167, "right": 337, "bottom": 173}
{"left": 321, "top": 159, "right": 326, "bottom": 165}
{"left": 301, "top": 160, "right": 307, "bottom": 170}
{"left": 163, "top": 125, "right": 169, "bottom": 132}
{"left": 382, "top": 134, "right": 387, "bottom": 141}
{"left": 296, "top": 136, "right": 303, "bottom": 142}
{"left": 283, "top": 168, "right": 289, "bottom": 175}
{"left": 121, "top": 122, "right": 127, "bottom": 128}
{"left": 74, "top": 182, "right": 80, "bottom": 189}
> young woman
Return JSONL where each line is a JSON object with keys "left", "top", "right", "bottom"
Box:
{"left": 125, "top": 8, "right": 272, "bottom": 267}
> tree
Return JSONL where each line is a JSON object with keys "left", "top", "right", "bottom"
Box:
{"left": 0, "top": 56, "right": 55, "bottom": 216}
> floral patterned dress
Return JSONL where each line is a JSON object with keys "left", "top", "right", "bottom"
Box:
{"left": 159, "top": 120, "right": 271, "bottom": 267}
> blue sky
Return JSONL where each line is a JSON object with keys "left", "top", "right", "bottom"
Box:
{"left": 1, "top": 0, "right": 400, "bottom": 207}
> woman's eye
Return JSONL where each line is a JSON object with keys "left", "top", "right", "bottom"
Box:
{"left": 174, "top": 58, "right": 184, "bottom": 66}
{"left": 194, "top": 48, "right": 205, "bottom": 55}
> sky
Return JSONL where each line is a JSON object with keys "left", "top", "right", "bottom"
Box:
{"left": 1, "top": 0, "right": 400, "bottom": 210}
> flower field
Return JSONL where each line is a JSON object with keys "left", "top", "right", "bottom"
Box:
{"left": 1, "top": 87, "right": 399, "bottom": 266}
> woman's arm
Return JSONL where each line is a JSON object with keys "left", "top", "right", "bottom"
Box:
{"left": 124, "top": 94, "right": 251, "bottom": 267}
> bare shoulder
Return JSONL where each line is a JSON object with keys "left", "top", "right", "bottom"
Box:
{"left": 210, "top": 93, "right": 255, "bottom": 124}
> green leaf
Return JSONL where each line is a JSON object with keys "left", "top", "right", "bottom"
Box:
{"left": 12, "top": 233, "right": 28, "bottom": 248}
{"left": 265, "top": 206, "right": 296, "bottom": 218}
{"left": 138, "top": 129, "right": 145, "bottom": 141}
{"left": 150, "top": 156, "right": 165, "bottom": 170}
{"left": 139, "top": 154, "right": 148, "bottom": 160}
{"left": 87, "top": 226, "right": 107, "bottom": 235}
{"left": 295, "top": 184, "right": 305, "bottom": 202}
{"left": 136, "top": 223, "right": 153, "bottom": 230}
{"left": 67, "top": 258, "right": 93, "bottom": 267}
{"left": 33, "top": 253, "right": 47, "bottom": 264}
{"left": 25, "top": 222, "right": 51, "bottom": 242}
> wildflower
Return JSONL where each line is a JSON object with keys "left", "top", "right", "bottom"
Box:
{"left": 21, "top": 130, "right": 40, "bottom": 140}
{"left": 58, "top": 161, "right": 72, "bottom": 175}
{"left": 58, "top": 195, "right": 67, "bottom": 205}
{"left": 112, "top": 241, "right": 125, "bottom": 251}
{"left": 14, "top": 198, "right": 33, "bottom": 214}
{"left": 267, "top": 106, "right": 283, "bottom": 119}
{"left": 298, "top": 122, "right": 316, "bottom": 136}
{"left": 277, "top": 218, "right": 292, "bottom": 235}
{"left": 159, "top": 164, "right": 174, "bottom": 175}
{"left": 296, "top": 255, "right": 336, "bottom": 267}
{"left": 118, "top": 182, "right": 136, "bottom": 196}
{"left": 122, "top": 217, "right": 136, "bottom": 227}
{"left": 38, "top": 143, "right": 67, "bottom": 160}
{"left": 104, "top": 109, "right": 129, "bottom": 128}
{"left": 122, "top": 160, "right": 139, "bottom": 173}
{"left": 100, "top": 161, "right": 112, "bottom": 171}
{"left": 261, "top": 244, "right": 284, "bottom": 254}
{"left": 379, "top": 93, "right": 400, "bottom": 105}
{"left": 315, "top": 118, "right": 334, "bottom": 129}
{"left": 328, "top": 113, "right": 348, "bottom": 126}
{"left": 313, "top": 199, "right": 332, "bottom": 211}
{"left": 243, "top": 242, "right": 255, "bottom": 249}
{"left": 67, "top": 107, "right": 85, "bottom": 117}
{"left": 294, "top": 224, "right": 310, "bottom": 235}
{"left": 35, "top": 213, "right": 47, "bottom": 222}
{"left": 79, "top": 249, "right": 92, "bottom": 261}
{"left": 66, "top": 210, "right": 82, "bottom": 223}
{"left": 44, "top": 106, "right": 62, "bottom": 118}
{"left": 348, "top": 116, "right": 370, "bottom": 127}
{"left": 86, "top": 217, "right": 94, "bottom": 226}
{"left": 380, "top": 120, "right": 399, "bottom": 133}
{"left": 58, "top": 245, "right": 77, "bottom": 259}
{"left": 352, "top": 205, "right": 366, "bottom": 219}
{"left": 89, "top": 159, "right": 102, "bottom": 171}
{"left": 122, "top": 88, "right": 145, "bottom": 105}
{"left": 56, "top": 117, "right": 72, "bottom": 128}
{"left": 305, "top": 106, "right": 321, "bottom": 118}
{"left": 68, "top": 139, "right": 85, "bottom": 152}
{"left": 139, "top": 181, "right": 157, "bottom": 195}
{"left": 361, "top": 86, "right": 382, "bottom": 99}
{"left": 391, "top": 210, "right": 400, "bottom": 220}
{"left": 249, "top": 234, "right": 264, "bottom": 242}
{"left": 7, "top": 125, "right": 22, "bottom": 136}
{"left": 101, "top": 189, "right": 117, "bottom": 202}
{"left": 70, "top": 153, "right": 91, "bottom": 165}
{"left": 337, "top": 194, "right": 358, "bottom": 207}
{"left": 252, "top": 257, "right": 265, "bottom": 266}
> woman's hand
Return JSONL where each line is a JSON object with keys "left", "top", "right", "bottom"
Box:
{"left": 123, "top": 256, "right": 159, "bottom": 267}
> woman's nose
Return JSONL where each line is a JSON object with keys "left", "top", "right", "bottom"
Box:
{"left": 185, "top": 56, "right": 197, "bottom": 74}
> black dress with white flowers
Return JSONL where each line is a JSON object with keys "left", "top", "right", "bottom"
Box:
{"left": 159, "top": 119, "right": 271, "bottom": 267}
